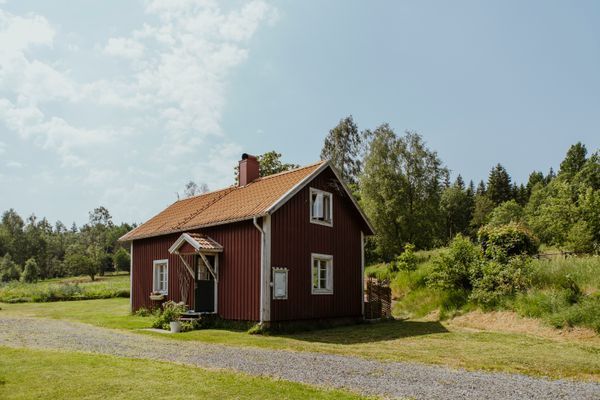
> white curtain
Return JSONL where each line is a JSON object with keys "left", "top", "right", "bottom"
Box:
{"left": 313, "top": 193, "right": 324, "bottom": 218}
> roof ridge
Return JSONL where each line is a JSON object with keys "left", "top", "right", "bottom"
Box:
{"left": 174, "top": 185, "right": 235, "bottom": 203}
{"left": 250, "top": 160, "right": 326, "bottom": 183}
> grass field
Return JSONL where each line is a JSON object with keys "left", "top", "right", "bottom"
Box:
{"left": 2, "top": 298, "right": 599, "bottom": 381}
{"left": 0, "top": 346, "right": 365, "bottom": 400}
{"left": 0, "top": 273, "right": 129, "bottom": 303}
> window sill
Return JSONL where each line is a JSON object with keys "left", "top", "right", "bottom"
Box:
{"left": 310, "top": 219, "right": 333, "bottom": 227}
{"left": 311, "top": 290, "right": 333, "bottom": 295}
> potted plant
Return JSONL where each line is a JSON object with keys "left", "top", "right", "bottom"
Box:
{"left": 149, "top": 291, "right": 165, "bottom": 301}
{"left": 161, "top": 301, "right": 186, "bottom": 333}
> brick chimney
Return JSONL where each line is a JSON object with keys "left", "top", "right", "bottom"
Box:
{"left": 238, "top": 153, "right": 259, "bottom": 186}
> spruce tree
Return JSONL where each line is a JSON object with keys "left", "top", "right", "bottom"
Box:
{"left": 487, "top": 163, "right": 513, "bottom": 205}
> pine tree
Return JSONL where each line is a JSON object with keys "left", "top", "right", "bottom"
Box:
{"left": 487, "top": 163, "right": 513, "bottom": 205}
{"left": 559, "top": 142, "right": 587, "bottom": 177}
{"left": 476, "top": 180, "right": 486, "bottom": 196}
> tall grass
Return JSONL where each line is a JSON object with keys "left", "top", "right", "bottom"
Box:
{"left": 382, "top": 250, "right": 600, "bottom": 332}
{"left": 0, "top": 274, "right": 130, "bottom": 303}
{"left": 510, "top": 256, "right": 600, "bottom": 331}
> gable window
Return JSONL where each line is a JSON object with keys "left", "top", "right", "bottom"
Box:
{"left": 272, "top": 267, "right": 288, "bottom": 300}
{"left": 153, "top": 260, "right": 168, "bottom": 294}
{"left": 311, "top": 253, "right": 333, "bottom": 294}
{"left": 310, "top": 188, "right": 333, "bottom": 226}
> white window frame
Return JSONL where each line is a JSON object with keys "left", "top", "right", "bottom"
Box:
{"left": 311, "top": 253, "right": 333, "bottom": 295}
{"left": 152, "top": 259, "right": 169, "bottom": 295}
{"left": 272, "top": 267, "right": 288, "bottom": 300}
{"left": 309, "top": 187, "right": 333, "bottom": 227}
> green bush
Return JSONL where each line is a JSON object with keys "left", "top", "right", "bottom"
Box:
{"left": 478, "top": 223, "right": 539, "bottom": 260}
{"left": 21, "top": 258, "right": 39, "bottom": 283}
{"left": 546, "top": 295, "right": 600, "bottom": 332}
{"left": 558, "top": 274, "right": 582, "bottom": 304}
{"left": 0, "top": 254, "right": 21, "bottom": 282}
{"left": 487, "top": 200, "right": 525, "bottom": 227}
{"left": 428, "top": 234, "right": 483, "bottom": 291}
{"left": 151, "top": 301, "right": 187, "bottom": 330}
{"left": 134, "top": 307, "right": 153, "bottom": 317}
{"left": 470, "top": 256, "right": 532, "bottom": 307}
{"left": 392, "top": 244, "right": 418, "bottom": 272}
{"left": 566, "top": 221, "right": 595, "bottom": 254}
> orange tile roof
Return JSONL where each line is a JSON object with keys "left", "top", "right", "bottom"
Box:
{"left": 186, "top": 233, "right": 223, "bottom": 251}
{"left": 120, "top": 161, "right": 326, "bottom": 241}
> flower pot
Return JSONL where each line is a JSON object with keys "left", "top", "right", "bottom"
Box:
{"left": 170, "top": 321, "right": 181, "bottom": 333}
{"left": 150, "top": 294, "right": 165, "bottom": 301}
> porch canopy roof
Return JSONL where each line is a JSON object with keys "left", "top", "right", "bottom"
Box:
{"left": 168, "top": 232, "right": 222, "bottom": 281}
{"left": 168, "top": 232, "right": 223, "bottom": 256}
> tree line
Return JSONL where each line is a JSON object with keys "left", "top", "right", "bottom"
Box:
{"left": 1, "top": 116, "right": 598, "bottom": 282}
{"left": 319, "top": 116, "right": 599, "bottom": 262}
{"left": 0, "top": 207, "right": 133, "bottom": 282}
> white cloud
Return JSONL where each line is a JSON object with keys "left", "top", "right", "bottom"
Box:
{"left": 0, "top": 9, "right": 54, "bottom": 57}
{"left": 0, "top": 1, "right": 276, "bottom": 222}
{"left": 0, "top": 141, "right": 6, "bottom": 154}
{"left": 6, "top": 160, "right": 23, "bottom": 168}
{"left": 103, "top": 37, "right": 145, "bottom": 59}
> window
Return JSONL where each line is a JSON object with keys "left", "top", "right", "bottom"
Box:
{"left": 197, "top": 256, "right": 211, "bottom": 281}
{"left": 311, "top": 254, "right": 333, "bottom": 294}
{"left": 153, "top": 260, "right": 168, "bottom": 294}
{"left": 310, "top": 188, "right": 333, "bottom": 226}
{"left": 272, "top": 267, "right": 288, "bottom": 300}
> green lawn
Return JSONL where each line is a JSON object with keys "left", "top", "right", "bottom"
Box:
{"left": 2, "top": 298, "right": 599, "bottom": 381}
{"left": 0, "top": 346, "right": 366, "bottom": 400}
{"left": 0, "top": 273, "right": 130, "bottom": 303}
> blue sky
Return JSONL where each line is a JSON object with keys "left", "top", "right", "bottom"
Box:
{"left": 0, "top": 0, "right": 599, "bottom": 226}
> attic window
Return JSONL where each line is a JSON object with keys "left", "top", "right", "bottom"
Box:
{"left": 310, "top": 188, "right": 333, "bottom": 226}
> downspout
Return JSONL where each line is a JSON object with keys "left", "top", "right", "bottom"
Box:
{"left": 253, "top": 216, "right": 265, "bottom": 324}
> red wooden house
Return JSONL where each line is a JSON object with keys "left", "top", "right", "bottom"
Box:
{"left": 119, "top": 154, "right": 374, "bottom": 324}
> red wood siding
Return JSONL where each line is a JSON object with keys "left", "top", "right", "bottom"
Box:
{"left": 132, "top": 220, "right": 261, "bottom": 320}
{"left": 270, "top": 168, "right": 363, "bottom": 321}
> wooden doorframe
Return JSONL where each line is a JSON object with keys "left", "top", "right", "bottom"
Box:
{"left": 194, "top": 253, "right": 218, "bottom": 313}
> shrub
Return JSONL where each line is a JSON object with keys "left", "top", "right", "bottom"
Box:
{"left": 558, "top": 274, "right": 582, "bottom": 304}
{"left": 428, "top": 234, "right": 482, "bottom": 291}
{"left": 546, "top": 295, "right": 600, "bottom": 332}
{"left": 470, "top": 256, "right": 532, "bottom": 307}
{"left": 20, "top": 258, "right": 39, "bottom": 283}
{"left": 0, "top": 254, "right": 21, "bottom": 282}
{"left": 478, "top": 223, "right": 539, "bottom": 260}
{"left": 487, "top": 200, "right": 525, "bottom": 227}
{"left": 392, "top": 243, "right": 418, "bottom": 271}
{"left": 134, "top": 307, "right": 153, "bottom": 317}
{"left": 566, "top": 221, "right": 595, "bottom": 254}
{"left": 151, "top": 301, "right": 187, "bottom": 330}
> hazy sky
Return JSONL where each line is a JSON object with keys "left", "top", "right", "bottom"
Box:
{"left": 1, "top": 0, "right": 599, "bottom": 226}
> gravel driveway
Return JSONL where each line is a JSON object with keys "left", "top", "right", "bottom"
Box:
{"left": 0, "top": 317, "right": 598, "bottom": 399}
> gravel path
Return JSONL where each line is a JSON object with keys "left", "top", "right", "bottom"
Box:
{"left": 1, "top": 317, "right": 598, "bottom": 400}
